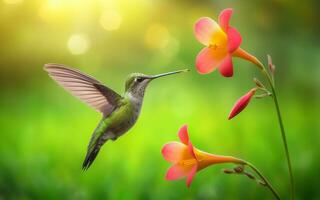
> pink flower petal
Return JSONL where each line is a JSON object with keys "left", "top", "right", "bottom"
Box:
{"left": 194, "top": 17, "right": 223, "bottom": 46}
{"left": 162, "top": 142, "right": 194, "bottom": 163}
{"left": 166, "top": 164, "right": 194, "bottom": 180}
{"left": 178, "top": 125, "right": 189, "bottom": 145}
{"left": 196, "top": 47, "right": 227, "bottom": 74}
{"left": 177, "top": 125, "right": 196, "bottom": 159}
{"left": 188, "top": 141, "right": 196, "bottom": 159}
{"left": 219, "top": 8, "right": 233, "bottom": 32}
{"left": 186, "top": 165, "right": 198, "bottom": 187}
{"left": 227, "top": 27, "right": 242, "bottom": 52}
{"left": 228, "top": 88, "right": 257, "bottom": 119}
{"left": 218, "top": 54, "right": 233, "bottom": 77}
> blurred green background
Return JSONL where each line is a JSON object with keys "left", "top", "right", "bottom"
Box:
{"left": 0, "top": 0, "right": 319, "bottom": 199}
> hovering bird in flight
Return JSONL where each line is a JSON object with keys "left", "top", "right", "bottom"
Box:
{"left": 44, "top": 64, "right": 189, "bottom": 170}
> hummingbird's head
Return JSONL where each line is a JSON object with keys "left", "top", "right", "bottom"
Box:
{"left": 125, "top": 69, "right": 189, "bottom": 98}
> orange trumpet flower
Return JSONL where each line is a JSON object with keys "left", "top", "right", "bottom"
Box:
{"left": 162, "top": 125, "right": 245, "bottom": 187}
{"left": 194, "top": 8, "right": 263, "bottom": 77}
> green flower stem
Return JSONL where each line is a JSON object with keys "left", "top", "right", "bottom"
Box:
{"left": 260, "top": 66, "right": 295, "bottom": 200}
{"left": 243, "top": 161, "right": 281, "bottom": 200}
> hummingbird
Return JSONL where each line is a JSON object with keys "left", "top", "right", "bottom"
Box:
{"left": 44, "top": 64, "right": 189, "bottom": 170}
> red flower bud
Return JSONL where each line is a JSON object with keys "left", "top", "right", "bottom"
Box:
{"left": 228, "top": 88, "right": 257, "bottom": 120}
{"left": 267, "top": 55, "right": 275, "bottom": 75}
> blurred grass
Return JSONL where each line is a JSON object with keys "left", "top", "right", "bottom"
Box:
{"left": 0, "top": 0, "right": 319, "bottom": 199}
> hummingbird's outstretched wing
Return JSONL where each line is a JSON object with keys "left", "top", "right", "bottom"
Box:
{"left": 44, "top": 63, "right": 121, "bottom": 116}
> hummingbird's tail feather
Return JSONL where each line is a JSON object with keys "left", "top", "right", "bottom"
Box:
{"left": 82, "top": 145, "right": 102, "bottom": 170}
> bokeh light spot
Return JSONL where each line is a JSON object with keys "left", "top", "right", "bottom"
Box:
{"left": 100, "top": 10, "right": 122, "bottom": 31}
{"left": 145, "top": 24, "right": 170, "bottom": 50}
{"left": 67, "top": 34, "right": 90, "bottom": 55}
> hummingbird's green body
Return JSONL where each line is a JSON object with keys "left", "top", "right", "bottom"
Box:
{"left": 86, "top": 97, "right": 136, "bottom": 167}
{"left": 44, "top": 64, "right": 188, "bottom": 170}
{"left": 89, "top": 96, "right": 139, "bottom": 156}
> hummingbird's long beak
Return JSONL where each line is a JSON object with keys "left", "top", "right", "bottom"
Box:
{"left": 149, "top": 69, "right": 189, "bottom": 79}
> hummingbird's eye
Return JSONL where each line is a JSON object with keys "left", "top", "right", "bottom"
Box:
{"left": 136, "top": 77, "right": 143, "bottom": 82}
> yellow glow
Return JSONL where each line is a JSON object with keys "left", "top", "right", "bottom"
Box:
{"left": 145, "top": 24, "right": 170, "bottom": 50}
{"left": 67, "top": 34, "right": 90, "bottom": 55}
{"left": 3, "top": 0, "right": 23, "bottom": 4}
{"left": 46, "top": 0, "right": 60, "bottom": 9}
{"left": 100, "top": 10, "right": 122, "bottom": 31}
{"left": 39, "top": 0, "right": 63, "bottom": 22}
{"left": 39, "top": 0, "right": 92, "bottom": 23}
